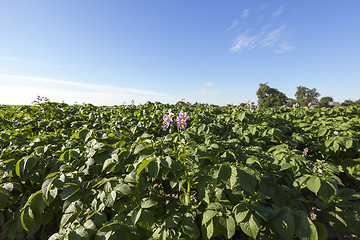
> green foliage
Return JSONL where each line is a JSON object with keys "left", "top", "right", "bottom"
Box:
{"left": 0, "top": 102, "right": 360, "bottom": 239}
{"left": 256, "top": 83, "right": 287, "bottom": 108}
{"left": 342, "top": 99, "right": 355, "bottom": 106}
{"left": 319, "top": 96, "right": 334, "bottom": 107}
{"left": 295, "top": 85, "right": 320, "bottom": 106}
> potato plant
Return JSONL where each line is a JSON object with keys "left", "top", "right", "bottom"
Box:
{"left": 0, "top": 101, "right": 359, "bottom": 239}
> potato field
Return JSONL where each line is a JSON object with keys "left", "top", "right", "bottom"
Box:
{"left": 0, "top": 101, "right": 360, "bottom": 239}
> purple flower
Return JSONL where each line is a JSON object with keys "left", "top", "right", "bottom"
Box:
{"left": 84, "top": 208, "right": 91, "bottom": 215}
{"left": 161, "top": 109, "right": 174, "bottom": 131}
{"left": 285, "top": 124, "right": 289, "bottom": 127}
{"left": 178, "top": 120, "right": 187, "bottom": 130}
{"left": 163, "top": 115, "right": 172, "bottom": 126}
{"left": 334, "top": 131, "right": 339, "bottom": 136}
{"left": 303, "top": 148, "right": 309, "bottom": 157}
{"left": 168, "top": 109, "right": 174, "bottom": 117}
{"left": 292, "top": 103, "right": 300, "bottom": 108}
{"left": 176, "top": 112, "right": 188, "bottom": 130}
{"left": 176, "top": 112, "right": 188, "bottom": 122}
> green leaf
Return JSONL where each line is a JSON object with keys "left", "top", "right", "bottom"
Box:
{"left": 114, "top": 183, "right": 132, "bottom": 196}
{"left": 141, "top": 198, "right": 155, "bottom": 209}
{"left": 60, "top": 185, "right": 80, "bottom": 200}
{"left": 69, "top": 230, "right": 87, "bottom": 240}
{"left": 233, "top": 203, "right": 250, "bottom": 224}
{"left": 134, "top": 142, "right": 153, "bottom": 155}
{"left": 324, "top": 139, "right": 332, "bottom": 148}
{"left": 182, "top": 213, "right": 200, "bottom": 239}
{"left": 249, "top": 125, "right": 257, "bottom": 135}
{"left": 318, "top": 128, "right": 328, "bottom": 137}
{"left": 136, "top": 158, "right": 153, "bottom": 178}
{"left": 165, "top": 213, "right": 183, "bottom": 228}
{"left": 29, "top": 190, "right": 47, "bottom": 221}
{"left": 306, "top": 176, "right": 321, "bottom": 195}
{"left": 131, "top": 208, "right": 142, "bottom": 225}
{"left": 239, "top": 213, "right": 261, "bottom": 239}
{"left": 202, "top": 210, "right": 218, "bottom": 225}
{"left": 318, "top": 180, "right": 337, "bottom": 202}
{"left": 102, "top": 190, "right": 116, "bottom": 207}
{"left": 0, "top": 190, "right": 9, "bottom": 210}
{"left": 224, "top": 215, "right": 236, "bottom": 239}
{"left": 79, "top": 129, "right": 92, "bottom": 143}
{"left": 95, "top": 223, "right": 123, "bottom": 240}
{"left": 59, "top": 150, "right": 70, "bottom": 162}
{"left": 272, "top": 210, "right": 296, "bottom": 240}
{"left": 333, "top": 141, "right": 340, "bottom": 152}
{"left": 15, "top": 158, "right": 24, "bottom": 177}
{"left": 148, "top": 160, "right": 160, "bottom": 179}
{"left": 218, "top": 164, "right": 231, "bottom": 185}
{"left": 237, "top": 169, "right": 257, "bottom": 194}
{"left": 238, "top": 112, "right": 246, "bottom": 121}
{"left": 84, "top": 219, "right": 97, "bottom": 233}
{"left": 25, "top": 156, "right": 39, "bottom": 170}
{"left": 345, "top": 139, "right": 353, "bottom": 149}
{"left": 102, "top": 158, "right": 115, "bottom": 172}
{"left": 202, "top": 219, "right": 214, "bottom": 240}
{"left": 41, "top": 177, "right": 57, "bottom": 204}
{"left": 295, "top": 213, "right": 318, "bottom": 240}
{"left": 314, "top": 221, "right": 328, "bottom": 240}
{"left": 92, "top": 177, "right": 118, "bottom": 188}
{"left": 20, "top": 206, "right": 37, "bottom": 232}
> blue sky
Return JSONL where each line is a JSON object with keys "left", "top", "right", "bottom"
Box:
{"left": 1, "top": 1, "right": 359, "bottom": 105}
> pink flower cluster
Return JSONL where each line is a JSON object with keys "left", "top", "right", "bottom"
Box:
{"left": 161, "top": 109, "right": 189, "bottom": 131}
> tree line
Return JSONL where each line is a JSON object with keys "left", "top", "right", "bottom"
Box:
{"left": 256, "top": 83, "right": 360, "bottom": 108}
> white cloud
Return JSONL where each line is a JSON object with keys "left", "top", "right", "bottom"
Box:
{"left": 230, "top": 34, "right": 257, "bottom": 53}
{"left": 205, "top": 81, "right": 214, "bottom": 87}
{"left": 230, "top": 25, "right": 294, "bottom": 54}
{"left": 0, "top": 74, "right": 166, "bottom": 96}
{"left": 275, "top": 42, "right": 295, "bottom": 53}
{"left": 260, "top": 25, "right": 285, "bottom": 48}
{"left": 0, "top": 56, "right": 68, "bottom": 69}
{"left": 242, "top": 9, "right": 249, "bottom": 18}
{"left": 227, "top": 20, "right": 238, "bottom": 31}
{"left": 0, "top": 74, "right": 170, "bottom": 105}
{"left": 272, "top": 5, "right": 284, "bottom": 17}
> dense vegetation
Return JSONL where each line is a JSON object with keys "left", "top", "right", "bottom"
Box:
{"left": 0, "top": 101, "right": 360, "bottom": 239}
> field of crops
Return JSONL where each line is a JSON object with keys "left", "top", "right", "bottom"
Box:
{"left": 0, "top": 101, "right": 360, "bottom": 239}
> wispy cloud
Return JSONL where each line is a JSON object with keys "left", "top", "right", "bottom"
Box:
{"left": 272, "top": 5, "right": 284, "bottom": 17}
{"left": 227, "top": 20, "right": 238, "bottom": 31}
{"left": 274, "top": 42, "right": 295, "bottom": 53}
{"left": 191, "top": 88, "right": 228, "bottom": 97}
{"left": 205, "top": 81, "right": 214, "bottom": 87}
{"left": 242, "top": 9, "right": 249, "bottom": 18}
{"left": 0, "top": 74, "right": 167, "bottom": 96}
{"left": 230, "top": 25, "right": 294, "bottom": 54}
{"left": 0, "top": 74, "right": 175, "bottom": 105}
{"left": 0, "top": 56, "right": 68, "bottom": 69}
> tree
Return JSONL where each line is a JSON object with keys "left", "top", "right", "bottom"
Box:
{"left": 341, "top": 99, "right": 354, "bottom": 106}
{"left": 256, "top": 83, "right": 287, "bottom": 108}
{"left": 286, "top": 98, "right": 296, "bottom": 107}
{"left": 319, "top": 96, "right": 333, "bottom": 107}
{"left": 295, "top": 86, "right": 320, "bottom": 106}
